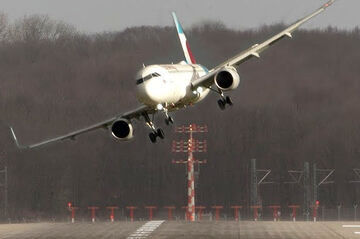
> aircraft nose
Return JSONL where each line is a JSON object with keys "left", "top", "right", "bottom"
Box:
{"left": 136, "top": 79, "right": 162, "bottom": 106}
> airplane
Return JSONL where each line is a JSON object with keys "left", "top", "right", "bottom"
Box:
{"left": 10, "top": 0, "right": 335, "bottom": 149}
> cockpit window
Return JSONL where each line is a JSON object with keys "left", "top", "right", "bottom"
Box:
{"left": 135, "top": 72, "right": 161, "bottom": 85}
{"left": 143, "top": 74, "right": 152, "bottom": 81}
{"left": 136, "top": 78, "right": 144, "bottom": 85}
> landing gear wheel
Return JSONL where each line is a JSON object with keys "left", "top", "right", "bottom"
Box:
{"left": 217, "top": 99, "right": 226, "bottom": 110}
{"left": 149, "top": 132, "right": 157, "bottom": 143}
{"left": 165, "top": 116, "right": 174, "bottom": 125}
{"left": 157, "top": 128, "right": 165, "bottom": 139}
{"left": 225, "top": 96, "right": 233, "bottom": 106}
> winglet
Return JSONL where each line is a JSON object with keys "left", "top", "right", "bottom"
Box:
{"left": 172, "top": 12, "right": 196, "bottom": 64}
{"left": 10, "top": 127, "right": 26, "bottom": 150}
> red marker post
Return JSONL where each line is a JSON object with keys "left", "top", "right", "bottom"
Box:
{"left": 268, "top": 205, "right": 281, "bottom": 222}
{"left": 195, "top": 206, "right": 206, "bottom": 221}
{"left": 211, "top": 206, "right": 223, "bottom": 221}
{"left": 231, "top": 206, "right": 243, "bottom": 221}
{"left": 288, "top": 205, "right": 300, "bottom": 222}
{"left": 67, "top": 203, "right": 79, "bottom": 223}
{"left": 106, "top": 206, "right": 119, "bottom": 222}
{"left": 88, "top": 206, "right": 99, "bottom": 223}
{"left": 250, "top": 205, "right": 261, "bottom": 221}
{"left": 145, "top": 206, "right": 157, "bottom": 220}
{"left": 71, "top": 207, "right": 79, "bottom": 223}
{"left": 312, "top": 200, "right": 320, "bottom": 222}
{"left": 126, "top": 206, "right": 138, "bottom": 222}
{"left": 164, "top": 206, "right": 176, "bottom": 220}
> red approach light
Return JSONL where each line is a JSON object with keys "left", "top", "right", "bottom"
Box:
{"left": 316, "top": 200, "right": 320, "bottom": 206}
{"left": 68, "top": 202, "right": 72, "bottom": 208}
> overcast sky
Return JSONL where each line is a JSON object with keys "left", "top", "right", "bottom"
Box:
{"left": 0, "top": 0, "right": 356, "bottom": 33}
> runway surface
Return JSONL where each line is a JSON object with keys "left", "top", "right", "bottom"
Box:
{"left": 0, "top": 221, "right": 359, "bottom": 238}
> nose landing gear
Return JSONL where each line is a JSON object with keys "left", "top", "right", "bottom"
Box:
{"left": 160, "top": 104, "right": 174, "bottom": 126}
{"left": 165, "top": 116, "right": 174, "bottom": 125}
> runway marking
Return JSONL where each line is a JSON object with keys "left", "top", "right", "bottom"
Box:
{"left": 127, "top": 220, "right": 164, "bottom": 239}
{"left": 342, "top": 225, "right": 360, "bottom": 228}
{"left": 354, "top": 232, "right": 360, "bottom": 234}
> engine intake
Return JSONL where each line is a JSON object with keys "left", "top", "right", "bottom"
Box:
{"left": 110, "top": 119, "right": 134, "bottom": 140}
{"left": 214, "top": 67, "right": 240, "bottom": 91}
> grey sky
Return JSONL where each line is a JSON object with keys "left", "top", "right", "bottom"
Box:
{"left": 0, "top": 0, "right": 356, "bottom": 33}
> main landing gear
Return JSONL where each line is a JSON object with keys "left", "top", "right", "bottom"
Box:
{"left": 217, "top": 90, "right": 233, "bottom": 110}
{"left": 149, "top": 128, "right": 164, "bottom": 143}
{"left": 143, "top": 112, "right": 165, "bottom": 143}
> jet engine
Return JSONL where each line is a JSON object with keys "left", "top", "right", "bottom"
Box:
{"left": 110, "top": 118, "right": 134, "bottom": 140}
{"left": 214, "top": 67, "right": 240, "bottom": 91}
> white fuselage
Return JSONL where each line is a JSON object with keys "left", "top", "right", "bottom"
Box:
{"left": 135, "top": 63, "right": 210, "bottom": 110}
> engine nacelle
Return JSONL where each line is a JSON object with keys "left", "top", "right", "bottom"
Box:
{"left": 214, "top": 67, "right": 240, "bottom": 91}
{"left": 110, "top": 118, "right": 134, "bottom": 140}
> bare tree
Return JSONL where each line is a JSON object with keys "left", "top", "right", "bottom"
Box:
{"left": 0, "top": 12, "right": 8, "bottom": 42}
{"left": 7, "top": 14, "right": 76, "bottom": 42}
{"left": 2, "top": 14, "right": 360, "bottom": 218}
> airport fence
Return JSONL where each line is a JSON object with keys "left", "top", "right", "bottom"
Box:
{"left": 1, "top": 205, "right": 360, "bottom": 223}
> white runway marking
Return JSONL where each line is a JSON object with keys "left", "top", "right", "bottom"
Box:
{"left": 342, "top": 225, "right": 360, "bottom": 228}
{"left": 127, "top": 220, "right": 164, "bottom": 239}
{"left": 354, "top": 232, "right": 360, "bottom": 234}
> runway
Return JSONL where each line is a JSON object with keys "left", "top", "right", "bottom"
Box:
{"left": 0, "top": 221, "right": 359, "bottom": 238}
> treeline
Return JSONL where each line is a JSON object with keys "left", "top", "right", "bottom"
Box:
{"left": 0, "top": 14, "right": 360, "bottom": 218}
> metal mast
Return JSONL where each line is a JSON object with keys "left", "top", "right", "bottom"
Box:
{"left": 172, "top": 124, "right": 207, "bottom": 221}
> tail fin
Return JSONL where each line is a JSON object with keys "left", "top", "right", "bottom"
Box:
{"left": 172, "top": 12, "right": 196, "bottom": 64}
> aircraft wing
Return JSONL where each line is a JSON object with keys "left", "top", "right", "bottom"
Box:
{"left": 191, "top": 0, "right": 335, "bottom": 89}
{"left": 10, "top": 105, "right": 153, "bottom": 149}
